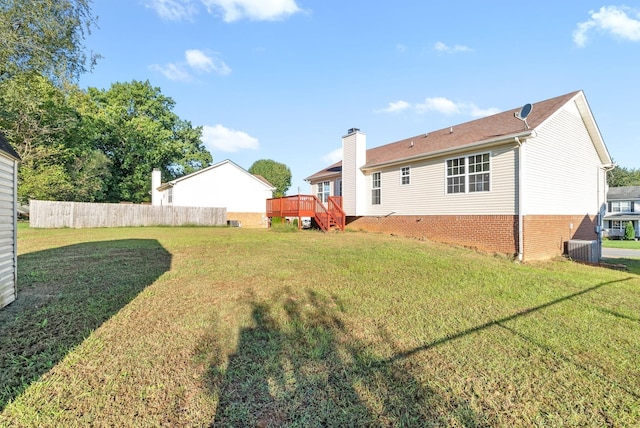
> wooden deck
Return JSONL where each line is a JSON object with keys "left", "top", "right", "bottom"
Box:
{"left": 266, "top": 195, "right": 345, "bottom": 231}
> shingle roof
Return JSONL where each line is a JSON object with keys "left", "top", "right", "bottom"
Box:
{"left": 0, "top": 132, "right": 21, "bottom": 161}
{"left": 607, "top": 186, "right": 640, "bottom": 200}
{"left": 306, "top": 91, "right": 582, "bottom": 181}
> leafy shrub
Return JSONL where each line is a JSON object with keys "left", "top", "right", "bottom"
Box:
{"left": 625, "top": 221, "right": 636, "bottom": 240}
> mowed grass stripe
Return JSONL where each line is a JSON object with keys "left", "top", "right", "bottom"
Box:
{"left": 0, "top": 226, "right": 638, "bottom": 427}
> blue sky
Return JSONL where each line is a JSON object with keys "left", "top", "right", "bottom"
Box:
{"left": 78, "top": 1, "right": 640, "bottom": 194}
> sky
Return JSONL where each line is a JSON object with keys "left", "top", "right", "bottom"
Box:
{"left": 78, "top": 0, "right": 640, "bottom": 194}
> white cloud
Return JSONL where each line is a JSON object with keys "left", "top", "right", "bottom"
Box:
{"left": 378, "top": 97, "right": 499, "bottom": 118}
{"left": 379, "top": 100, "right": 411, "bottom": 113}
{"left": 322, "top": 148, "right": 342, "bottom": 164}
{"left": 149, "top": 63, "right": 192, "bottom": 81}
{"left": 466, "top": 104, "right": 501, "bottom": 118}
{"left": 144, "top": 0, "right": 198, "bottom": 21}
{"left": 416, "top": 97, "right": 460, "bottom": 115}
{"left": 152, "top": 49, "right": 231, "bottom": 81}
{"left": 202, "top": 124, "right": 259, "bottom": 152}
{"left": 201, "top": 0, "right": 302, "bottom": 22}
{"left": 434, "top": 41, "right": 472, "bottom": 53}
{"left": 145, "top": 0, "right": 302, "bottom": 22}
{"left": 574, "top": 6, "right": 640, "bottom": 47}
{"left": 185, "top": 49, "right": 231, "bottom": 75}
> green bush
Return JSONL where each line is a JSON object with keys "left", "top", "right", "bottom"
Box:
{"left": 625, "top": 221, "right": 636, "bottom": 240}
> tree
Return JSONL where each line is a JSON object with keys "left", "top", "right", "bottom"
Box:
{"left": 85, "top": 80, "right": 212, "bottom": 202}
{"left": 0, "top": 72, "right": 101, "bottom": 202}
{"left": 607, "top": 164, "right": 640, "bottom": 187}
{"left": 0, "top": 0, "right": 98, "bottom": 84}
{"left": 625, "top": 221, "right": 636, "bottom": 241}
{"left": 248, "top": 159, "right": 291, "bottom": 197}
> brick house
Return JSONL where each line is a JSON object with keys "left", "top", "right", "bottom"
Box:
{"left": 603, "top": 186, "right": 640, "bottom": 239}
{"left": 306, "top": 91, "right": 612, "bottom": 261}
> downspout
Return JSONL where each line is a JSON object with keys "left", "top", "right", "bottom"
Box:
{"left": 598, "top": 163, "right": 616, "bottom": 259}
{"left": 515, "top": 137, "right": 524, "bottom": 262}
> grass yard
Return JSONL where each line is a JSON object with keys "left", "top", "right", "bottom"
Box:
{"left": 603, "top": 239, "right": 640, "bottom": 250}
{"left": 1, "top": 226, "right": 639, "bottom": 427}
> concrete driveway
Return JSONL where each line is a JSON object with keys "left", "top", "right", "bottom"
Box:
{"left": 601, "top": 247, "right": 640, "bottom": 260}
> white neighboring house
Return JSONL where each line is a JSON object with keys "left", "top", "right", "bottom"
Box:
{"left": 151, "top": 159, "right": 275, "bottom": 228}
{"left": 0, "top": 132, "right": 20, "bottom": 309}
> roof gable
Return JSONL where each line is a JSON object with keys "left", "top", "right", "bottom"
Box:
{"left": 159, "top": 159, "right": 275, "bottom": 190}
{"left": 0, "top": 132, "right": 20, "bottom": 161}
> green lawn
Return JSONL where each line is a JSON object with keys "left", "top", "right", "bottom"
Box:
{"left": 1, "top": 226, "right": 639, "bottom": 427}
{"left": 603, "top": 238, "right": 640, "bottom": 249}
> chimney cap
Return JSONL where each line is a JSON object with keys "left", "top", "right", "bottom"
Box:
{"left": 347, "top": 128, "right": 360, "bottom": 135}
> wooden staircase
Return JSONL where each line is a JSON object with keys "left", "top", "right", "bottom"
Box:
{"left": 266, "top": 195, "right": 345, "bottom": 232}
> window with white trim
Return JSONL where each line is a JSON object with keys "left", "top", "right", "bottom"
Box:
{"left": 446, "top": 152, "right": 490, "bottom": 194}
{"left": 446, "top": 157, "right": 465, "bottom": 194}
{"left": 611, "top": 201, "right": 632, "bottom": 213}
{"left": 168, "top": 187, "right": 173, "bottom": 204}
{"left": 401, "top": 166, "right": 410, "bottom": 185}
{"left": 372, "top": 172, "right": 381, "bottom": 205}
{"left": 317, "top": 181, "right": 330, "bottom": 203}
{"left": 610, "top": 220, "right": 625, "bottom": 232}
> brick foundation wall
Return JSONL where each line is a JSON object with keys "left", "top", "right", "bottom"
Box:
{"left": 522, "top": 215, "right": 597, "bottom": 261}
{"left": 226, "top": 212, "right": 268, "bottom": 228}
{"left": 346, "top": 215, "right": 518, "bottom": 256}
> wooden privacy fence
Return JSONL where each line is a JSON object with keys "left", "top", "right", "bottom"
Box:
{"left": 30, "top": 200, "right": 227, "bottom": 228}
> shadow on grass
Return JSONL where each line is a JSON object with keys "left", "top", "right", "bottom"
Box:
{"left": 0, "top": 239, "right": 171, "bottom": 410}
{"left": 601, "top": 257, "right": 640, "bottom": 276}
{"left": 381, "top": 277, "right": 634, "bottom": 365}
{"left": 204, "top": 289, "right": 487, "bottom": 427}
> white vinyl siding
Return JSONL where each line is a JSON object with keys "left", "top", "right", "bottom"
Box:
{"left": 365, "top": 145, "right": 517, "bottom": 217}
{"left": 522, "top": 102, "right": 603, "bottom": 215}
{"left": 0, "top": 154, "right": 17, "bottom": 309}
{"left": 168, "top": 161, "right": 273, "bottom": 213}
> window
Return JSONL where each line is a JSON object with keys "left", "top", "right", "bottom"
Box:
{"left": 611, "top": 201, "right": 632, "bottom": 213}
{"left": 610, "top": 220, "right": 625, "bottom": 231}
{"left": 372, "top": 172, "right": 381, "bottom": 205}
{"left": 446, "top": 157, "right": 465, "bottom": 194}
{"left": 168, "top": 187, "right": 173, "bottom": 204}
{"left": 401, "top": 167, "right": 410, "bottom": 185}
{"left": 468, "top": 154, "right": 490, "bottom": 192}
{"left": 317, "top": 181, "right": 330, "bottom": 203}
{"left": 446, "top": 153, "right": 490, "bottom": 194}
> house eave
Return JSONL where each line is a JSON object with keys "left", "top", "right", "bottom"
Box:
{"left": 361, "top": 130, "right": 534, "bottom": 171}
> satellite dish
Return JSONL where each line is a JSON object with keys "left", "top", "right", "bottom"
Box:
{"left": 514, "top": 103, "right": 533, "bottom": 129}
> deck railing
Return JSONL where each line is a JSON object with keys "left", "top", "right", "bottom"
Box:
{"left": 266, "top": 195, "right": 345, "bottom": 231}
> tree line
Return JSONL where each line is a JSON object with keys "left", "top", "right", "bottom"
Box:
{"left": 0, "top": 1, "right": 291, "bottom": 205}
{"left": 607, "top": 165, "right": 640, "bottom": 187}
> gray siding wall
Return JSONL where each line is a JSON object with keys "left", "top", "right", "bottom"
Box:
{"left": 0, "top": 155, "right": 17, "bottom": 309}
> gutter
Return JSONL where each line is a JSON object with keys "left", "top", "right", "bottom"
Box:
{"left": 361, "top": 130, "right": 534, "bottom": 171}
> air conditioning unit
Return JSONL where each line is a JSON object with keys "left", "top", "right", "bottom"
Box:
{"left": 567, "top": 240, "right": 599, "bottom": 263}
